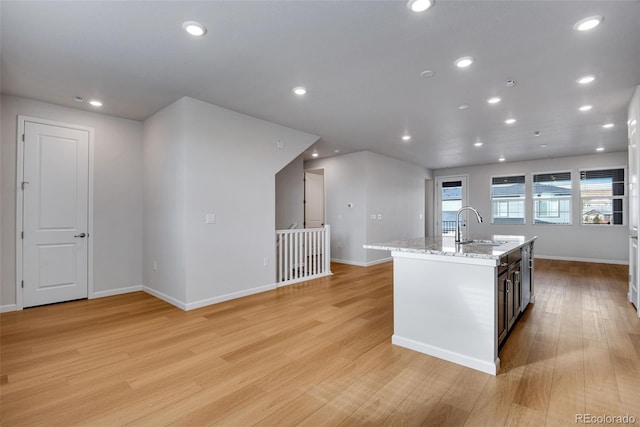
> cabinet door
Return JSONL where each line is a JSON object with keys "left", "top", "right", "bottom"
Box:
{"left": 629, "top": 87, "right": 639, "bottom": 232}
{"left": 513, "top": 263, "right": 521, "bottom": 317}
{"left": 506, "top": 276, "right": 515, "bottom": 330}
{"left": 498, "top": 274, "right": 507, "bottom": 344}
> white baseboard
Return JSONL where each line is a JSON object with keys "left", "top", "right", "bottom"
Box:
{"left": 535, "top": 254, "right": 628, "bottom": 265}
{"left": 142, "top": 286, "right": 187, "bottom": 310}
{"left": 276, "top": 272, "right": 333, "bottom": 288}
{"left": 366, "top": 257, "right": 393, "bottom": 266}
{"left": 392, "top": 334, "right": 499, "bottom": 376}
{"left": 331, "top": 257, "right": 393, "bottom": 267}
{"left": 91, "top": 285, "right": 143, "bottom": 299}
{"left": 0, "top": 304, "right": 17, "bottom": 313}
{"left": 184, "top": 283, "right": 276, "bottom": 311}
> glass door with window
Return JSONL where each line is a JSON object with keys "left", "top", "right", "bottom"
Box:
{"left": 435, "top": 176, "right": 467, "bottom": 237}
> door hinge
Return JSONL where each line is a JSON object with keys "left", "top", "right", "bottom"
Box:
{"left": 21, "top": 231, "right": 24, "bottom": 239}
{"left": 21, "top": 280, "right": 24, "bottom": 289}
{"left": 22, "top": 134, "right": 25, "bottom": 142}
{"left": 21, "top": 181, "right": 29, "bottom": 190}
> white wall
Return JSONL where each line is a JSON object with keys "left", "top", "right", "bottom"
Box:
{"left": 1, "top": 95, "right": 144, "bottom": 309}
{"left": 306, "top": 151, "right": 429, "bottom": 266}
{"left": 275, "top": 154, "right": 304, "bottom": 230}
{"left": 143, "top": 97, "right": 319, "bottom": 309}
{"left": 142, "top": 98, "right": 188, "bottom": 305}
{"left": 306, "top": 152, "right": 369, "bottom": 264}
{"left": 365, "top": 152, "right": 427, "bottom": 263}
{"left": 434, "top": 151, "right": 629, "bottom": 263}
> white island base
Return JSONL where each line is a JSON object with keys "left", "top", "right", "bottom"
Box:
{"left": 391, "top": 251, "right": 500, "bottom": 375}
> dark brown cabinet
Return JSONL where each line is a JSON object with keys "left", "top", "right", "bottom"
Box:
{"left": 498, "top": 248, "right": 525, "bottom": 346}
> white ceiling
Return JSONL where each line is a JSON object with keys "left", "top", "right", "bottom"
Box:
{"left": 2, "top": 1, "right": 639, "bottom": 169}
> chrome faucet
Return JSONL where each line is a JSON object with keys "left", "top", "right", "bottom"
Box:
{"left": 455, "top": 206, "right": 483, "bottom": 242}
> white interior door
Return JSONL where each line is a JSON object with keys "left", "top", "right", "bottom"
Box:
{"left": 304, "top": 171, "right": 324, "bottom": 228}
{"left": 22, "top": 121, "right": 90, "bottom": 308}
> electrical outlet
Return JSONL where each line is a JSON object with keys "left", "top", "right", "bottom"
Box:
{"left": 370, "top": 214, "right": 376, "bottom": 220}
{"left": 153, "top": 260, "right": 158, "bottom": 271}
{"left": 263, "top": 257, "right": 269, "bottom": 267}
{"left": 205, "top": 213, "right": 216, "bottom": 224}
{"left": 377, "top": 214, "right": 382, "bottom": 220}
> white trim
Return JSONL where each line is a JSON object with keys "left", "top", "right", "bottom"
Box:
{"left": 366, "top": 257, "right": 393, "bottom": 266}
{"left": 1, "top": 304, "right": 18, "bottom": 313}
{"left": 92, "top": 285, "right": 143, "bottom": 299}
{"left": 392, "top": 334, "right": 500, "bottom": 376}
{"left": 142, "top": 286, "right": 187, "bottom": 310}
{"left": 331, "top": 257, "right": 393, "bottom": 267}
{"left": 277, "top": 272, "right": 333, "bottom": 288}
{"left": 489, "top": 173, "right": 527, "bottom": 225}
{"left": 184, "top": 283, "right": 277, "bottom": 311}
{"left": 15, "top": 116, "right": 95, "bottom": 310}
{"left": 535, "top": 254, "right": 628, "bottom": 265}
{"left": 578, "top": 165, "right": 627, "bottom": 227}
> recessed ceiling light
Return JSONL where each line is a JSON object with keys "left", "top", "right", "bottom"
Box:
{"left": 505, "top": 80, "right": 516, "bottom": 87}
{"left": 498, "top": 156, "right": 506, "bottom": 162}
{"left": 183, "top": 21, "right": 207, "bottom": 37}
{"left": 293, "top": 87, "right": 307, "bottom": 96}
{"left": 539, "top": 144, "right": 548, "bottom": 148}
{"left": 73, "top": 96, "right": 84, "bottom": 103}
{"left": 504, "top": 118, "right": 516, "bottom": 125}
{"left": 311, "top": 152, "right": 319, "bottom": 158}
{"left": 602, "top": 123, "right": 614, "bottom": 129}
{"left": 574, "top": 16, "right": 603, "bottom": 32}
{"left": 455, "top": 56, "right": 475, "bottom": 68}
{"left": 402, "top": 135, "right": 412, "bottom": 142}
{"left": 334, "top": 149, "right": 340, "bottom": 154}
{"left": 458, "top": 104, "right": 470, "bottom": 110}
{"left": 487, "top": 97, "right": 501, "bottom": 104}
{"left": 420, "top": 70, "right": 435, "bottom": 78}
{"left": 89, "top": 100, "right": 102, "bottom": 107}
{"left": 407, "top": 0, "right": 434, "bottom": 13}
{"left": 534, "top": 131, "right": 542, "bottom": 136}
{"left": 596, "top": 147, "right": 605, "bottom": 152}
{"left": 474, "top": 142, "right": 483, "bottom": 147}
{"left": 577, "top": 75, "right": 596, "bottom": 85}
{"left": 579, "top": 104, "right": 592, "bottom": 112}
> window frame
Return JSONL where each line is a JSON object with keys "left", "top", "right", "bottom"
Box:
{"left": 531, "top": 170, "right": 572, "bottom": 226}
{"left": 578, "top": 166, "right": 627, "bottom": 227}
{"left": 489, "top": 173, "right": 527, "bottom": 225}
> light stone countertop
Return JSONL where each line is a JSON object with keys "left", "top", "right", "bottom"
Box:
{"left": 364, "top": 235, "right": 537, "bottom": 260}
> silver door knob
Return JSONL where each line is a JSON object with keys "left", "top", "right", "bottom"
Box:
{"left": 74, "top": 232, "right": 87, "bottom": 238}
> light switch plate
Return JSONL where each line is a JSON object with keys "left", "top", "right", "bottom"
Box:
{"left": 205, "top": 213, "right": 216, "bottom": 224}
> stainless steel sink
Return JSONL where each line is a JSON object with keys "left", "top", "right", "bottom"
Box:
{"left": 459, "top": 239, "right": 507, "bottom": 246}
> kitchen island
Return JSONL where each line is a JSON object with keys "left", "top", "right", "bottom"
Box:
{"left": 364, "top": 235, "right": 536, "bottom": 375}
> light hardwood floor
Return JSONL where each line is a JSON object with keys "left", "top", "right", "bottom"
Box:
{"left": 1, "top": 259, "right": 638, "bottom": 426}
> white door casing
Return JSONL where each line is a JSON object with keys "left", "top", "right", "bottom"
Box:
{"left": 305, "top": 171, "right": 324, "bottom": 228}
{"left": 17, "top": 117, "right": 93, "bottom": 309}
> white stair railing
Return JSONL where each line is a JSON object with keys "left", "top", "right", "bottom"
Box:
{"left": 276, "top": 225, "right": 331, "bottom": 287}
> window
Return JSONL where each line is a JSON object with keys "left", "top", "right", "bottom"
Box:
{"left": 533, "top": 172, "right": 572, "bottom": 225}
{"left": 491, "top": 175, "right": 525, "bottom": 224}
{"left": 580, "top": 168, "right": 625, "bottom": 225}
